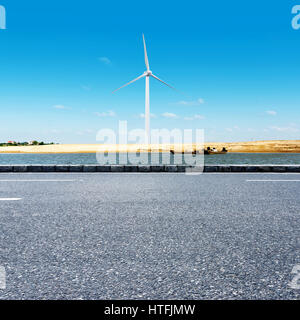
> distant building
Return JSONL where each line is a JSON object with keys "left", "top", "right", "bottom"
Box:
{"left": 7, "top": 141, "right": 16, "bottom": 144}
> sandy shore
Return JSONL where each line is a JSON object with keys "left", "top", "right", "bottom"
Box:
{"left": 0, "top": 140, "right": 300, "bottom": 154}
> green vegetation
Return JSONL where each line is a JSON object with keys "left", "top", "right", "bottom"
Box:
{"left": 0, "top": 141, "right": 57, "bottom": 147}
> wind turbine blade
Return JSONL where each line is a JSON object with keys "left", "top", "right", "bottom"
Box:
{"left": 112, "top": 74, "right": 145, "bottom": 93}
{"left": 151, "top": 74, "right": 177, "bottom": 91}
{"left": 143, "top": 34, "right": 150, "bottom": 71}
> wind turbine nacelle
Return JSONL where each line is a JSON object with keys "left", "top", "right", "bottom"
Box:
{"left": 144, "top": 70, "right": 152, "bottom": 76}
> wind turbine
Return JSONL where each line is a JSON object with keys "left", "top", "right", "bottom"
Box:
{"left": 113, "top": 34, "right": 176, "bottom": 144}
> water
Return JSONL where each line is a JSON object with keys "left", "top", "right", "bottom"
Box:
{"left": 0, "top": 153, "right": 300, "bottom": 165}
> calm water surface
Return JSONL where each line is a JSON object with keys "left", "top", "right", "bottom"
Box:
{"left": 0, "top": 153, "right": 300, "bottom": 165}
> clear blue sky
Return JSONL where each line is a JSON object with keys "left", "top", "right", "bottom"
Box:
{"left": 0, "top": 0, "right": 299, "bottom": 143}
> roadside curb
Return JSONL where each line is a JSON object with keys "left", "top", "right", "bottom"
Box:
{"left": 0, "top": 165, "right": 300, "bottom": 173}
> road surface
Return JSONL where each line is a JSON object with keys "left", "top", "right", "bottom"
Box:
{"left": 0, "top": 172, "right": 300, "bottom": 299}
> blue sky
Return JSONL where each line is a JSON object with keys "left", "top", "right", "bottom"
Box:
{"left": 0, "top": 0, "right": 300, "bottom": 143}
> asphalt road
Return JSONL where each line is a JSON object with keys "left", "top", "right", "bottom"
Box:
{"left": 0, "top": 172, "right": 300, "bottom": 300}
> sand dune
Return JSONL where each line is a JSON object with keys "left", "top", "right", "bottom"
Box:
{"left": 203, "top": 140, "right": 300, "bottom": 153}
{"left": 0, "top": 140, "right": 299, "bottom": 153}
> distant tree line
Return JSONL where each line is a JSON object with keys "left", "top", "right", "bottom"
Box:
{"left": 0, "top": 141, "right": 58, "bottom": 147}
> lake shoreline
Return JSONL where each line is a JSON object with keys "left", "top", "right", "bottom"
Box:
{"left": 1, "top": 151, "right": 300, "bottom": 155}
{"left": 0, "top": 140, "right": 300, "bottom": 154}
